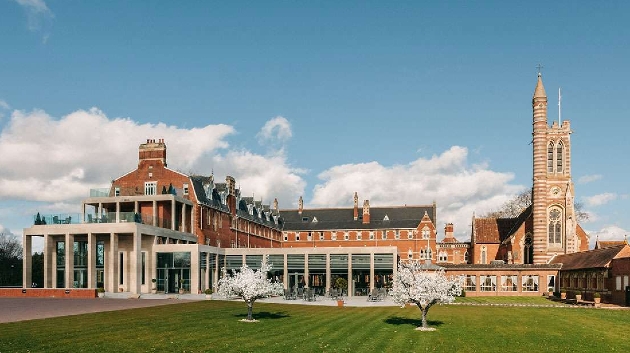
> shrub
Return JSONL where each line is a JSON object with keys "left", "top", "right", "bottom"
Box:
{"left": 593, "top": 292, "right": 601, "bottom": 298}
{"left": 204, "top": 288, "right": 212, "bottom": 295}
{"left": 97, "top": 287, "right": 105, "bottom": 293}
{"left": 459, "top": 289, "right": 466, "bottom": 297}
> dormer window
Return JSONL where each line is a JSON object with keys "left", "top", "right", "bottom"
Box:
{"left": 183, "top": 183, "right": 189, "bottom": 195}
{"left": 302, "top": 217, "right": 308, "bottom": 222}
{"left": 312, "top": 217, "right": 318, "bottom": 223}
{"left": 383, "top": 214, "right": 389, "bottom": 221}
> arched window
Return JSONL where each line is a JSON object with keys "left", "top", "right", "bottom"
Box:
{"left": 556, "top": 142, "right": 564, "bottom": 173}
{"left": 547, "top": 142, "right": 554, "bottom": 173}
{"left": 464, "top": 251, "right": 469, "bottom": 263}
{"left": 481, "top": 246, "right": 487, "bottom": 264}
{"left": 524, "top": 233, "right": 534, "bottom": 264}
{"left": 548, "top": 207, "right": 563, "bottom": 245}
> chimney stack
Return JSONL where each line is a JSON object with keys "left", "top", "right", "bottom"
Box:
{"left": 362, "top": 200, "right": 370, "bottom": 224}
{"left": 353, "top": 192, "right": 359, "bottom": 220}
{"left": 138, "top": 138, "right": 167, "bottom": 167}
{"left": 273, "top": 198, "right": 279, "bottom": 214}
{"left": 444, "top": 223, "right": 454, "bottom": 240}
{"left": 298, "top": 196, "right": 303, "bottom": 215}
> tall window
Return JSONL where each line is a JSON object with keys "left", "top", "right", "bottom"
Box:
{"left": 524, "top": 233, "right": 533, "bottom": 264}
{"left": 464, "top": 275, "right": 476, "bottom": 292}
{"left": 547, "top": 142, "right": 554, "bottom": 173}
{"left": 480, "top": 275, "right": 496, "bottom": 292}
{"left": 501, "top": 275, "right": 518, "bottom": 292}
{"left": 144, "top": 182, "right": 157, "bottom": 195}
{"left": 556, "top": 142, "right": 564, "bottom": 173}
{"left": 522, "top": 275, "right": 539, "bottom": 292}
{"left": 548, "top": 207, "right": 563, "bottom": 245}
{"left": 481, "top": 246, "right": 487, "bottom": 264}
{"left": 421, "top": 227, "right": 430, "bottom": 239}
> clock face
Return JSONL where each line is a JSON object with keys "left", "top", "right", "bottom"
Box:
{"left": 550, "top": 187, "right": 562, "bottom": 197}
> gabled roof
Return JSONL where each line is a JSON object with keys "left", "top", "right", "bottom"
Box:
{"left": 279, "top": 205, "right": 435, "bottom": 231}
{"left": 475, "top": 206, "right": 531, "bottom": 244}
{"left": 550, "top": 244, "right": 630, "bottom": 270}
{"left": 595, "top": 240, "right": 626, "bottom": 249}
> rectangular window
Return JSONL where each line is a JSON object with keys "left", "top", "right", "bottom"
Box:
{"left": 141, "top": 252, "right": 146, "bottom": 285}
{"left": 115, "top": 187, "right": 120, "bottom": 196}
{"left": 624, "top": 276, "right": 629, "bottom": 289}
{"left": 144, "top": 182, "right": 157, "bottom": 195}
{"left": 464, "top": 275, "right": 476, "bottom": 292}
{"left": 501, "top": 275, "right": 518, "bottom": 291}
{"left": 480, "top": 275, "right": 496, "bottom": 292}
{"left": 183, "top": 183, "right": 189, "bottom": 195}
{"left": 616, "top": 276, "right": 622, "bottom": 290}
{"left": 307, "top": 232, "right": 312, "bottom": 241}
{"left": 283, "top": 235, "right": 288, "bottom": 241}
{"left": 319, "top": 232, "right": 324, "bottom": 241}
{"left": 296, "top": 234, "right": 300, "bottom": 241}
{"left": 522, "top": 275, "right": 539, "bottom": 292}
{"left": 547, "top": 275, "right": 556, "bottom": 292}
{"left": 119, "top": 252, "right": 124, "bottom": 285}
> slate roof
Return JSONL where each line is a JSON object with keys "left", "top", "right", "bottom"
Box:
{"left": 474, "top": 206, "right": 531, "bottom": 244}
{"left": 189, "top": 175, "right": 229, "bottom": 212}
{"left": 279, "top": 205, "right": 435, "bottom": 231}
{"left": 550, "top": 244, "right": 630, "bottom": 271}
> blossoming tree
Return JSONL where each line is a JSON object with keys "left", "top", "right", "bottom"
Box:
{"left": 390, "top": 261, "right": 462, "bottom": 331}
{"left": 217, "top": 256, "right": 284, "bottom": 322}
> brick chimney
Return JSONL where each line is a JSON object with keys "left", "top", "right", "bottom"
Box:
{"left": 226, "top": 176, "right": 236, "bottom": 215}
{"left": 353, "top": 192, "right": 359, "bottom": 220}
{"left": 298, "top": 196, "right": 303, "bottom": 215}
{"left": 138, "top": 138, "right": 167, "bottom": 167}
{"left": 273, "top": 198, "right": 279, "bottom": 214}
{"left": 362, "top": 200, "right": 370, "bottom": 224}
{"left": 444, "top": 223, "right": 454, "bottom": 240}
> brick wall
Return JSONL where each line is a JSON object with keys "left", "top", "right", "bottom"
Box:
{"left": 0, "top": 288, "right": 97, "bottom": 298}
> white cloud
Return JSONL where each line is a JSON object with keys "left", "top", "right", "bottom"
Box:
{"left": 577, "top": 174, "right": 602, "bottom": 184}
{"left": 0, "top": 100, "right": 9, "bottom": 110}
{"left": 587, "top": 225, "right": 628, "bottom": 248}
{"left": 257, "top": 116, "right": 292, "bottom": 145}
{"left": 310, "top": 146, "right": 524, "bottom": 239}
{"left": 583, "top": 193, "right": 617, "bottom": 207}
{"left": 14, "top": 0, "right": 54, "bottom": 42}
{"left": 0, "top": 108, "right": 236, "bottom": 202}
{"left": 0, "top": 108, "right": 308, "bottom": 221}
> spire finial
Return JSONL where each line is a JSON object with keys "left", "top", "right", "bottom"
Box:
{"left": 536, "top": 63, "right": 544, "bottom": 77}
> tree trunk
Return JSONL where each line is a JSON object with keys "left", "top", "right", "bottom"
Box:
{"left": 247, "top": 301, "right": 254, "bottom": 321}
{"left": 421, "top": 307, "right": 428, "bottom": 328}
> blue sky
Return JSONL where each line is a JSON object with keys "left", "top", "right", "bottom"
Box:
{"left": 1, "top": 1, "right": 628, "bottom": 248}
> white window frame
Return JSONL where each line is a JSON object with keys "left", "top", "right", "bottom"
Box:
{"left": 144, "top": 182, "right": 157, "bottom": 196}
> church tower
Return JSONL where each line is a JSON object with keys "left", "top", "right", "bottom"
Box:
{"left": 531, "top": 73, "right": 579, "bottom": 264}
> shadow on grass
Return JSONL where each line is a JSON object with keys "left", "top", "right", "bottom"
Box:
{"left": 385, "top": 316, "right": 443, "bottom": 328}
{"left": 235, "top": 311, "right": 290, "bottom": 320}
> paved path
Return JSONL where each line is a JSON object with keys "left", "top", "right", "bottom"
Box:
{"left": 0, "top": 297, "right": 186, "bottom": 323}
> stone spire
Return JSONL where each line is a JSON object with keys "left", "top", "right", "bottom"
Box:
{"left": 533, "top": 72, "right": 547, "bottom": 99}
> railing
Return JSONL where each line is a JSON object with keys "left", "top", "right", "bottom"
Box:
{"left": 35, "top": 213, "right": 182, "bottom": 233}
{"left": 89, "top": 186, "right": 185, "bottom": 197}
{"left": 34, "top": 213, "right": 82, "bottom": 225}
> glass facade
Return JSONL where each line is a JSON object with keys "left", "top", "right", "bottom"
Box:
{"left": 156, "top": 252, "right": 191, "bottom": 294}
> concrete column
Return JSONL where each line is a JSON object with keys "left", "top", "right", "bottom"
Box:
{"left": 153, "top": 200, "right": 158, "bottom": 227}
{"left": 181, "top": 203, "right": 186, "bottom": 232}
{"left": 65, "top": 233, "right": 74, "bottom": 288}
{"left": 116, "top": 202, "right": 120, "bottom": 223}
{"left": 88, "top": 232, "right": 96, "bottom": 288}
{"left": 304, "top": 254, "right": 309, "bottom": 288}
{"left": 370, "top": 253, "right": 375, "bottom": 291}
{"left": 204, "top": 252, "right": 210, "bottom": 291}
{"left": 52, "top": 237, "right": 58, "bottom": 288}
{"left": 191, "top": 205, "right": 195, "bottom": 235}
{"left": 109, "top": 233, "right": 118, "bottom": 293}
{"left": 131, "top": 231, "right": 142, "bottom": 294}
{"left": 325, "top": 254, "right": 331, "bottom": 295}
{"left": 347, "top": 254, "right": 353, "bottom": 298}
{"left": 22, "top": 234, "right": 32, "bottom": 288}
{"left": 43, "top": 234, "right": 52, "bottom": 288}
{"left": 190, "top": 249, "right": 199, "bottom": 294}
{"left": 283, "top": 253, "right": 288, "bottom": 290}
{"left": 171, "top": 200, "right": 176, "bottom": 230}
{"left": 98, "top": 203, "right": 102, "bottom": 220}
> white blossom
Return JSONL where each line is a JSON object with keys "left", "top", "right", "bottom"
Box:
{"left": 217, "top": 256, "right": 284, "bottom": 321}
{"left": 390, "top": 261, "right": 462, "bottom": 330}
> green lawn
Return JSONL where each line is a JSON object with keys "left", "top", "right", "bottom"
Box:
{"left": 1, "top": 299, "right": 628, "bottom": 352}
